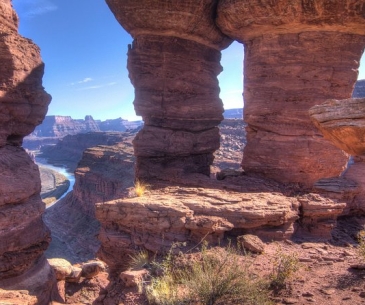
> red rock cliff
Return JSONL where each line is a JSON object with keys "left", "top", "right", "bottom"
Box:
{"left": 217, "top": 0, "right": 365, "bottom": 186}
{"left": 106, "top": 0, "right": 232, "bottom": 181}
{"left": 0, "top": 1, "right": 54, "bottom": 303}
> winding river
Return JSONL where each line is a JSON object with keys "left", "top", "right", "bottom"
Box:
{"left": 36, "top": 156, "right": 75, "bottom": 200}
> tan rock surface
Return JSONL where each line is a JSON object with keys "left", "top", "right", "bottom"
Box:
{"left": 96, "top": 178, "right": 301, "bottom": 270}
{"left": 309, "top": 98, "right": 365, "bottom": 156}
{"left": 105, "top": 0, "right": 231, "bottom": 50}
{"left": 216, "top": 0, "right": 365, "bottom": 41}
{"left": 217, "top": 0, "right": 365, "bottom": 186}
{"left": 0, "top": 289, "right": 37, "bottom": 305}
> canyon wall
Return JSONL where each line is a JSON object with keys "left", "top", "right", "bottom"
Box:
{"left": 39, "top": 131, "right": 129, "bottom": 171}
{"left": 216, "top": 0, "right": 365, "bottom": 186}
{"left": 106, "top": 0, "right": 232, "bottom": 181}
{"left": 0, "top": 1, "right": 55, "bottom": 303}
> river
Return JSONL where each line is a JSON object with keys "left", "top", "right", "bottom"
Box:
{"left": 35, "top": 156, "right": 75, "bottom": 200}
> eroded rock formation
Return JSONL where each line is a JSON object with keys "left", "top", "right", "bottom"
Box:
{"left": 217, "top": 0, "right": 365, "bottom": 186}
{"left": 106, "top": 0, "right": 232, "bottom": 181}
{"left": 0, "top": 0, "right": 54, "bottom": 302}
{"left": 310, "top": 98, "right": 365, "bottom": 214}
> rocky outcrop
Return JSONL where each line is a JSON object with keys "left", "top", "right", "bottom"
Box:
{"left": 0, "top": 1, "right": 54, "bottom": 302}
{"left": 310, "top": 98, "right": 365, "bottom": 156}
{"left": 216, "top": 0, "right": 365, "bottom": 186}
{"left": 96, "top": 173, "right": 349, "bottom": 271}
{"left": 310, "top": 98, "right": 365, "bottom": 214}
{"left": 39, "top": 131, "right": 128, "bottom": 171}
{"left": 353, "top": 80, "right": 365, "bottom": 98}
{"left": 106, "top": 0, "right": 232, "bottom": 181}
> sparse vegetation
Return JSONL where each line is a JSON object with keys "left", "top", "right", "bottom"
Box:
{"left": 134, "top": 179, "right": 150, "bottom": 197}
{"left": 270, "top": 246, "right": 299, "bottom": 289}
{"left": 129, "top": 250, "right": 150, "bottom": 270}
{"left": 141, "top": 243, "right": 273, "bottom": 305}
{"left": 357, "top": 230, "right": 365, "bottom": 261}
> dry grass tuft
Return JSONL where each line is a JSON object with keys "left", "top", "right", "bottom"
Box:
{"left": 134, "top": 179, "right": 150, "bottom": 197}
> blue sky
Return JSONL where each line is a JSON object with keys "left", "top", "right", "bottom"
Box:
{"left": 12, "top": 0, "right": 364, "bottom": 121}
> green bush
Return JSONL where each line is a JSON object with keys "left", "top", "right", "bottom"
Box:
{"left": 270, "top": 247, "right": 299, "bottom": 289}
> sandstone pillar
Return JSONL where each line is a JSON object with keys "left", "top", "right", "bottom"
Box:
{"left": 105, "top": 0, "right": 232, "bottom": 181}
{"left": 0, "top": 1, "right": 54, "bottom": 303}
{"left": 217, "top": 0, "right": 365, "bottom": 186}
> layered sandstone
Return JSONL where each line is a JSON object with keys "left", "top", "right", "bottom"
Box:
{"left": 0, "top": 1, "right": 53, "bottom": 302}
{"left": 217, "top": 0, "right": 365, "bottom": 186}
{"left": 309, "top": 98, "right": 365, "bottom": 156}
{"left": 309, "top": 98, "right": 365, "bottom": 214}
{"left": 106, "top": 0, "right": 232, "bottom": 181}
{"left": 96, "top": 173, "right": 349, "bottom": 271}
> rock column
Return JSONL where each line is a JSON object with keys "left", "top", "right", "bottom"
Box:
{"left": 105, "top": 0, "right": 232, "bottom": 181}
{"left": 217, "top": 0, "right": 365, "bottom": 186}
{"left": 0, "top": 1, "right": 54, "bottom": 303}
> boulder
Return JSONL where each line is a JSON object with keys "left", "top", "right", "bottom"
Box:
{"left": 237, "top": 234, "right": 265, "bottom": 254}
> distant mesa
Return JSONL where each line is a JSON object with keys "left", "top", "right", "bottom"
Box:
{"left": 29, "top": 115, "right": 143, "bottom": 138}
{"left": 23, "top": 115, "right": 143, "bottom": 150}
{"left": 223, "top": 108, "right": 243, "bottom": 119}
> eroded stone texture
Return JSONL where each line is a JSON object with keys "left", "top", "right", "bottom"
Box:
{"left": 0, "top": 1, "right": 53, "bottom": 302}
{"left": 309, "top": 98, "right": 365, "bottom": 214}
{"left": 96, "top": 183, "right": 300, "bottom": 271}
{"left": 106, "top": 0, "right": 232, "bottom": 181}
{"left": 217, "top": 0, "right": 365, "bottom": 186}
{"left": 310, "top": 98, "right": 365, "bottom": 156}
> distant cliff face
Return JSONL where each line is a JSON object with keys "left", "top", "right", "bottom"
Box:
{"left": 353, "top": 80, "right": 365, "bottom": 98}
{"left": 39, "top": 131, "right": 131, "bottom": 171}
{"left": 28, "top": 115, "right": 143, "bottom": 139}
{"left": 31, "top": 115, "right": 100, "bottom": 137}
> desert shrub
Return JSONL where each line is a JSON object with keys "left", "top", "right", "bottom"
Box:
{"left": 144, "top": 243, "right": 272, "bottom": 305}
{"left": 134, "top": 179, "right": 150, "bottom": 197}
{"left": 129, "top": 250, "right": 150, "bottom": 270}
{"left": 270, "top": 247, "right": 299, "bottom": 289}
{"left": 357, "top": 230, "right": 365, "bottom": 261}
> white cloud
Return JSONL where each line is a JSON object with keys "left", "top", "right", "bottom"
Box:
{"left": 79, "top": 77, "right": 93, "bottom": 84}
{"left": 70, "top": 77, "right": 93, "bottom": 86}
{"left": 13, "top": 0, "right": 58, "bottom": 18}
{"left": 78, "top": 82, "right": 118, "bottom": 91}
